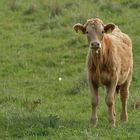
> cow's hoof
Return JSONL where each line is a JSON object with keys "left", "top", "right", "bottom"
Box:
{"left": 120, "top": 114, "right": 128, "bottom": 122}
{"left": 90, "top": 124, "right": 97, "bottom": 128}
{"left": 109, "top": 123, "right": 116, "bottom": 128}
{"left": 109, "top": 118, "right": 116, "bottom": 127}
{"left": 90, "top": 119, "right": 97, "bottom": 128}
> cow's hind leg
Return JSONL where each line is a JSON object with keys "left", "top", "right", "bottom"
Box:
{"left": 120, "top": 70, "right": 132, "bottom": 122}
{"left": 120, "top": 81, "right": 130, "bottom": 122}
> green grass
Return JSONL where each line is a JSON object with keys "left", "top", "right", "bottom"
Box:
{"left": 0, "top": 0, "right": 140, "bottom": 139}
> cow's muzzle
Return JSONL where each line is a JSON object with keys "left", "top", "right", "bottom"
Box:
{"left": 90, "top": 41, "right": 101, "bottom": 50}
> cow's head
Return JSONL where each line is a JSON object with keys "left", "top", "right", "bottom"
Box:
{"left": 73, "top": 18, "right": 115, "bottom": 52}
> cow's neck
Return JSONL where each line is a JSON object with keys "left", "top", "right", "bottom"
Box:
{"left": 90, "top": 49, "right": 103, "bottom": 68}
{"left": 87, "top": 48, "right": 103, "bottom": 78}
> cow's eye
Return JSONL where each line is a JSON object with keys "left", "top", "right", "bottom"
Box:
{"left": 102, "top": 30, "right": 104, "bottom": 34}
{"left": 86, "top": 31, "right": 88, "bottom": 34}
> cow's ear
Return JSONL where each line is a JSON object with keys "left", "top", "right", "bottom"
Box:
{"left": 104, "top": 23, "right": 115, "bottom": 33}
{"left": 73, "top": 23, "right": 86, "bottom": 34}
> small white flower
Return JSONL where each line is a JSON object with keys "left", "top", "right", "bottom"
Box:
{"left": 59, "top": 77, "right": 62, "bottom": 81}
{"left": 60, "top": 59, "right": 65, "bottom": 65}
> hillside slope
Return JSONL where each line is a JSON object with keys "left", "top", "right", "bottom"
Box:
{"left": 0, "top": 0, "right": 140, "bottom": 139}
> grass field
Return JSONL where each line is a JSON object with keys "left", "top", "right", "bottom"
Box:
{"left": 0, "top": 0, "right": 140, "bottom": 139}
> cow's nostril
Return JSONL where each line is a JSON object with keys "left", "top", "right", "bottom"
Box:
{"left": 91, "top": 43, "right": 94, "bottom": 47}
{"left": 91, "top": 42, "right": 100, "bottom": 47}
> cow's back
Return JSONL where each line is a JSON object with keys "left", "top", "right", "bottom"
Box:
{"left": 109, "top": 31, "right": 133, "bottom": 85}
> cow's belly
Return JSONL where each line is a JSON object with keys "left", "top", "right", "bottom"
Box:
{"left": 89, "top": 67, "right": 130, "bottom": 86}
{"left": 100, "top": 70, "right": 130, "bottom": 86}
{"left": 118, "top": 69, "right": 130, "bottom": 85}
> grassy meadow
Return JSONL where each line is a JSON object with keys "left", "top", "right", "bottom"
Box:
{"left": 0, "top": 0, "right": 140, "bottom": 139}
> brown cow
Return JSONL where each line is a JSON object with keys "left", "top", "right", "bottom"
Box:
{"left": 73, "top": 18, "right": 133, "bottom": 127}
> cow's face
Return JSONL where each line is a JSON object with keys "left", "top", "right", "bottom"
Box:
{"left": 85, "top": 21, "right": 104, "bottom": 50}
{"left": 73, "top": 18, "right": 115, "bottom": 52}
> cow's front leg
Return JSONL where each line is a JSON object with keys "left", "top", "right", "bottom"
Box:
{"left": 105, "top": 83, "right": 116, "bottom": 127}
{"left": 89, "top": 82, "right": 99, "bottom": 127}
